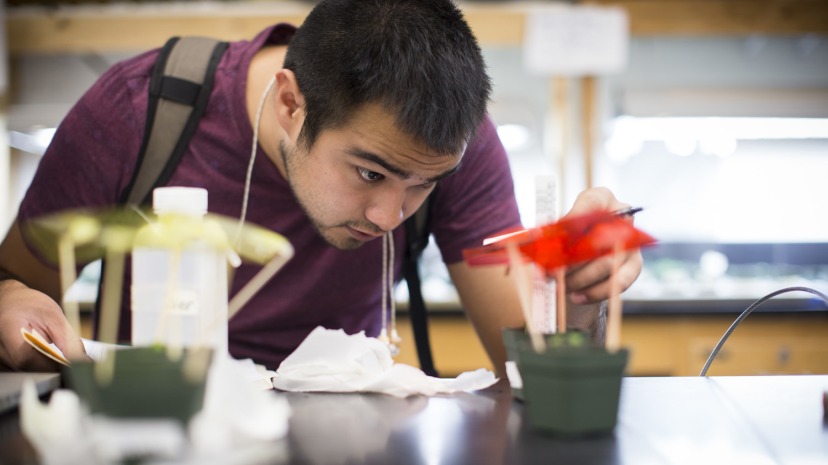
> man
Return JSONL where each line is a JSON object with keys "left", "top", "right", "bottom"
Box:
{"left": 0, "top": 0, "right": 642, "bottom": 374}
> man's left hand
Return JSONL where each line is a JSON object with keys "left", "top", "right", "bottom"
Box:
{"left": 561, "top": 187, "right": 644, "bottom": 305}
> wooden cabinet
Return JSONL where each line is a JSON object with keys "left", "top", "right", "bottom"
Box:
{"left": 81, "top": 306, "right": 828, "bottom": 376}
{"left": 8, "top": 1, "right": 828, "bottom": 56}
{"left": 625, "top": 313, "right": 828, "bottom": 376}
{"left": 394, "top": 312, "right": 828, "bottom": 377}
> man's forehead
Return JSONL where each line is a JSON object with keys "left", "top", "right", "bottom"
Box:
{"left": 345, "top": 102, "right": 468, "bottom": 153}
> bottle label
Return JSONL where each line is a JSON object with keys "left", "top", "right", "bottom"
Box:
{"left": 169, "top": 289, "right": 200, "bottom": 315}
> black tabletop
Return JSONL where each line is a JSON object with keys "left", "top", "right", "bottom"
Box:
{"left": 2, "top": 375, "right": 826, "bottom": 465}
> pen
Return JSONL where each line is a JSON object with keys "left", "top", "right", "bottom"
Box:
{"left": 614, "top": 206, "right": 643, "bottom": 217}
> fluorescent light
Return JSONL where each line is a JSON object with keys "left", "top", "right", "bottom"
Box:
{"left": 612, "top": 116, "right": 828, "bottom": 141}
{"left": 9, "top": 128, "right": 56, "bottom": 156}
{"left": 605, "top": 116, "right": 828, "bottom": 160}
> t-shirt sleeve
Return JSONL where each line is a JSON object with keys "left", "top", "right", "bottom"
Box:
{"left": 429, "top": 115, "right": 523, "bottom": 264}
{"left": 17, "top": 57, "right": 152, "bottom": 223}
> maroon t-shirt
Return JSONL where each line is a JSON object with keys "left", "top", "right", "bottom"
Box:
{"left": 18, "top": 25, "right": 521, "bottom": 370}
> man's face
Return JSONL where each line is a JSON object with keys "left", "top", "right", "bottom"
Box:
{"left": 279, "top": 104, "right": 463, "bottom": 250}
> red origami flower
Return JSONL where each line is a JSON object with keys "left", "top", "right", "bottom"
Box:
{"left": 463, "top": 210, "right": 656, "bottom": 272}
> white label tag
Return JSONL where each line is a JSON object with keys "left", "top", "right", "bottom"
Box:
{"left": 505, "top": 360, "right": 523, "bottom": 390}
{"left": 170, "top": 289, "right": 199, "bottom": 315}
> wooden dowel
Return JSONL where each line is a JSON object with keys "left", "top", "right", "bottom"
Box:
{"left": 506, "top": 244, "right": 545, "bottom": 352}
{"left": 556, "top": 268, "right": 566, "bottom": 333}
{"left": 606, "top": 244, "right": 624, "bottom": 352}
{"left": 57, "top": 235, "right": 81, "bottom": 336}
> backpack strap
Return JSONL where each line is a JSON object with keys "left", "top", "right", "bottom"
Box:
{"left": 120, "top": 36, "right": 229, "bottom": 207}
{"left": 97, "top": 36, "right": 228, "bottom": 342}
{"left": 403, "top": 195, "right": 438, "bottom": 377}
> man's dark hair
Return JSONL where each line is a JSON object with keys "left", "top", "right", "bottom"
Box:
{"left": 283, "top": 0, "right": 492, "bottom": 155}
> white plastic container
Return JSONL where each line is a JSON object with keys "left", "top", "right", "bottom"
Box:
{"left": 131, "top": 187, "right": 229, "bottom": 353}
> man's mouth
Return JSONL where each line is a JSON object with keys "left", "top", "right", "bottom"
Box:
{"left": 345, "top": 226, "right": 383, "bottom": 242}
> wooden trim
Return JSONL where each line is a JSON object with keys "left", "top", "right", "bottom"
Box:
{"left": 7, "top": 1, "right": 828, "bottom": 55}
{"left": 7, "top": 4, "right": 311, "bottom": 55}
{"left": 581, "top": 76, "right": 596, "bottom": 190}
{"left": 547, "top": 77, "right": 569, "bottom": 213}
{"left": 588, "top": 0, "right": 828, "bottom": 36}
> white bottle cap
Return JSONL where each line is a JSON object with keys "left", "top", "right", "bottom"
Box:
{"left": 152, "top": 187, "right": 208, "bottom": 216}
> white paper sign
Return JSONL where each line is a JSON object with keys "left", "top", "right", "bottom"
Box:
{"left": 524, "top": 5, "right": 629, "bottom": 76}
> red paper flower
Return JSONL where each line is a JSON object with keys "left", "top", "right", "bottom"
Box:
{"left": 463, "top": 210, "right": 656, "bottom": 272}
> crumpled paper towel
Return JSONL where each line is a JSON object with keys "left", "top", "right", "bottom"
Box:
{"left": 20, "top": 355, "right": 289, "bottom": 465}
{"left": 272, "top": 326, "right": 498, "bottom": 397}
{"left": 189, "top": 353, "right": 290, "bottom": 455}
{"left": 20, "top": 379, "right": 92, "bottom": 465}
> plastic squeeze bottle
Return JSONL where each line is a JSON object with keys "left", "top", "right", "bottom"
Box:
{"left": 131, "top": 187, "right": 229, "bottom": 353}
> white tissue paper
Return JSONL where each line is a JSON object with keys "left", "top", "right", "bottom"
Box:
{"left": 20, "top": 356, "right": 289, "bottom": 465}
{"left": 189, "top": 354, "right": 290, "bottom": 455}
{"left": 20, "top": 380, "right": 92, "bottom": 465}
{"left": 272, "top": 326, "right": 498, "bottom": 397}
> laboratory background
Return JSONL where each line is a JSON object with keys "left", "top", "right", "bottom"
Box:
{"left": 2, "top": 0, "right": 827, "bottom": 377}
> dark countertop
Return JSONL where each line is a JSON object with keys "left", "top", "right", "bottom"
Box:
{"left": 2, "top": 375, "right": 827, "bottom": 464}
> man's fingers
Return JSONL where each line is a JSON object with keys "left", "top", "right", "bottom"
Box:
{"left": 45, "top": 316, "right": 89, "bottom": 362}
{"left": 1, "top": 333, "right": 62, "bottom": 372}
{"left": 565, "top": 251, "right": 642, "bottom": 304}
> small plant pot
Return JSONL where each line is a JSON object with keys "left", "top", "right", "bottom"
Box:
{"left": 62, "top": 346, "right": 212, "bottom": 424}
{"left": 516, "top": 344, "right": 628, "bottom": 436}
{"left": 502, "top": 327, "right": 592, "bottom": 401}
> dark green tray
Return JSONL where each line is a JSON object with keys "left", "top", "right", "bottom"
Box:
{"left": 62, "top": 346, "right": 211, "bottom": 424}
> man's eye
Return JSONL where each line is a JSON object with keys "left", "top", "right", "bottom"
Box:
{"left": 358, "top": 168, "right": 384, "bottom": 182}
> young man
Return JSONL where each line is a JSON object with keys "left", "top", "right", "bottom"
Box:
{"left": 0, "top": 0, "right": 642, "bottom": 373}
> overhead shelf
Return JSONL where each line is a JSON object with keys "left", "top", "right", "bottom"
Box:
{"left": 7, "top": 1, "right": 828, "bottom": 55}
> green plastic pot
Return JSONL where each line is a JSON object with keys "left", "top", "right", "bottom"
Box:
{"left": 516, "top": 344, "right": 628, "bottom": 436}
{"left": 503, "top": 328, "right": 629, "bottom": 436}
{"left": 502, "top": 327, "right": 592, "bottom": 401}
{"left": 62, "top": 346, "right": 212, "bottom": 424}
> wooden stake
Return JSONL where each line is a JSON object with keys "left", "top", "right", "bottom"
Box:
{"left": 606, "top": 244, "right": 624, "bottom": 352}
{"left": 57, "top": 235, "right": 81, "bottom": 336}
{"left": 98, "top": 248, "right": 124, "bottom": 345}
{"left": 556, "top": 268, "right": 566, "bottom": 334}
{"left": 506, "top": 244, "right": 545, "bottom": 352}
{"left": 228, "top": 251, "right": 293, "bottom": 319}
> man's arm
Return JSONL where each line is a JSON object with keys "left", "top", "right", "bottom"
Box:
{"left": 0, "top": 220, "right": 62, "bottom": 301}
{"left": 0, "top": 219, "right": 86, "bottom": 371}
{"left": 447, "top": 261, "right": 524, "bottom": 377}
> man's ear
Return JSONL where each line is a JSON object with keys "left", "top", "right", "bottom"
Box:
{"left": 273, "top": 69, "right": 305, "bottom": 143}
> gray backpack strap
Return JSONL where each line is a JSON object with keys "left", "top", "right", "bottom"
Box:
{"left": 98, "top": 36, "right": 228, "bottom": 342}
{"left": 120, "top": 36, "right": 229, "bottom": 207}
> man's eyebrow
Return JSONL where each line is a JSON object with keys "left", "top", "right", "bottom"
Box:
{"left": 348, "top": 149, "right": 410, "bottom": 179}
{"left": 426, "top": 163, "right": 461, "bottom": 183}
{"left": 346, "top": 148, "right": 460, "bottom": 183}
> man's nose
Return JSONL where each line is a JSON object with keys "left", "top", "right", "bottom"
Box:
{"left": 365, "top": 191, "right": 406, "bottom": 233}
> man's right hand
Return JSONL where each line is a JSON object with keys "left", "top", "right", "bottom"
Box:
{"left": 0, "top": 218, "right": 89, "bottom": 371}
{"left": 0, "top": 279, "right": 86, "bottom": 371}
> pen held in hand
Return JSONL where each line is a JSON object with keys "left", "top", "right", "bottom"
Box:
{"left": 613, "top": 206, "right": 643, "bottom": 217}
